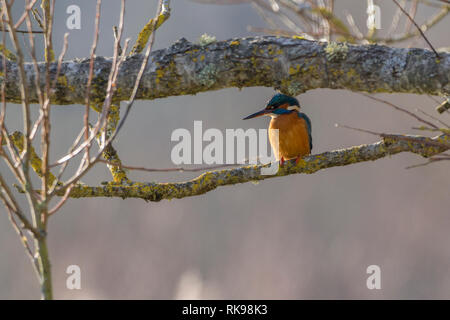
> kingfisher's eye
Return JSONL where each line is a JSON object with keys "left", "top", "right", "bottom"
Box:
{"left": 267, "top": 105, "right": 276, "bottom": 110}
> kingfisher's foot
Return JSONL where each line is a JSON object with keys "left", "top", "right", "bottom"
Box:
{"left": 295, "top": 156, "right": 302, "bottom": 165}
{"left": 280, "top": 157, "right": 285, "bottom": 167}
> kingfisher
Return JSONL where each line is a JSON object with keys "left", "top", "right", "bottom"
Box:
{"left": 243, "top": 93, "right": 312, "bottom": 166}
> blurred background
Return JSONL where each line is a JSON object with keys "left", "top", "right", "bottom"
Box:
{"left": 0, "top": 0, "right": 449, "bottom": 299}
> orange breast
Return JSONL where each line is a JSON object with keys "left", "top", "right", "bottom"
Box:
{"left": 268, "top": 112, "right": 311, "bottom": 160}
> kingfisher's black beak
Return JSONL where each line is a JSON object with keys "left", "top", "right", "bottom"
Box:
{"left": 243, "top": 109, "right": 269, "bottom": 120}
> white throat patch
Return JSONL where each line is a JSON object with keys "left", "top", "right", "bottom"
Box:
{"left": 287, "top": 105, "right": 300, "bottom": 111}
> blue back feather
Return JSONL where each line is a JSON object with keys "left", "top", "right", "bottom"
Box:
{"left": 297, "top": 112, "right": 313, "bottom": 151}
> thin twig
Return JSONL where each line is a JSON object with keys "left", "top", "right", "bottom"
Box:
{"left": 415, "top": 108, "right": 450, "bottom": 128}
{"left": 83, "top": 0, "right": 102, "bottom": 167}
{"left": 99, "top": 159, "right": 240, "bottom": 173}
{"left": 52, "top": 0, "right": 168, "bottom": 197}
{"left": 3, "top": 0, "right": 39, "bottom": 216}
{"left": 336, "top": 123, "right": 450, "bottom": 149}
{"left": 4, "top": 206, "right": 40, "bottom": 278}
{"left": 387, "top": 0, "right": 406, "bottom": 37}
{"left": 404, "top": 0, "right": 419, "bottom": 33}
{"left": 13, "top": 0, "right": 38, "bottom": 29}
{"left": 360, "top": 93, "right": 439, "bottom": 129}
{"left": 392, "top": 0, "right": 439, "bottom": 57}
{"left": 406, "top": 155, "right": 450, "bottom": 169}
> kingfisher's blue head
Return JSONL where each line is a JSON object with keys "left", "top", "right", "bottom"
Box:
{"left": 243, "top": 93, "right": 300, "bottom": 119}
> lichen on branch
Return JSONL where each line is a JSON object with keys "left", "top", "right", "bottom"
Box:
{"left": 50, "top": 133, "right": 449, "bottom": 202}
{"left": 2, "top": 36, "right": 449, "bottom": 105}
{"left": 130, "top": 0, "right": 171, "bottom": 55}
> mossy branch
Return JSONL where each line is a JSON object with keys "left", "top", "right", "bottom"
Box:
{"left": 2, "top": 36, "right": 449, "bottom": 105}
{"left": 130, "top": 0, "right": 171, "bottom": 55}
{"left": 7, "top": 131, "right": 57, "bottom": 187}
{"left": 0, "top": 44, "right": 16, "bottom": 61}
{"left": 96, "top": 104, "right": 130, "bottom": 184}
{"left": 49, "top": 134, "right": 449, "bottom": 202}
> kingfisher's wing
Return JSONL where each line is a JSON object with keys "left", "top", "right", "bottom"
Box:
{"left": 297, "top": 112, "right": 312, "bottom": 151}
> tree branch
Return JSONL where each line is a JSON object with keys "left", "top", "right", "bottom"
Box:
{"left": 49, "top": 133, "right": 449, "bottom": 202}
{"left": 2, "top": 36, "right": 449, "bottom": 105}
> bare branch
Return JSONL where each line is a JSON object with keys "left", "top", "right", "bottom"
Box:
{"left": 50, "top": 0, "right": 168, "bottom": 199}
